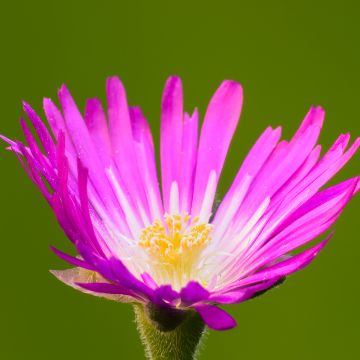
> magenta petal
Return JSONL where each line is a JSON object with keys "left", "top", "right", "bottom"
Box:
{"left": 216, "top": 277, "right": 283, "bottom": 302}
{"left": 154, "top": 285, "right": 180, "bottom": 304}
{"left": 74, "top": 282, "right": 144, "bottom": 302}
{"left": 76, "top": 282, "right": 139, "bottom": 298}
{"left": 276, "top": 177, "right": 358, "bottom": 233}
{"left": 180, "top": 281, "right": 209, "bottom": 304}
{"left": 43, "top": 97, "right": 77, "bottom": 161}
{"left": 242, "top": 178, "right": 358, "bottom": 275}
{"left": 19, "top": 118, "right": 56, "bottom": 188}
{"left": 192, "top": 80, "right": 243, "bottom": 215}
{"left": 141, "top": 272, "right": 158, "bottom": 289}
{"left": 209, "top": 291, "right": 249, "bottom": 304}
{"left": 85, "top": 98, "right": 112, "bottom": 167}
{"left": 130, "top": 106, "right": 163, "bottom": 220}
{"left": 108, "top": 257, "right": 154, "bottom": 300}
{"left": 213, "top": 126, "right": 281, "bottom": 227}
{"left": 194, "top": 304, "right": 237, "bottom": 330}
{"left": 233, "top": 107, "right": 325, "bottom": 229}
{"left": 237, "top": 238, "right": 329, "bottom": 288}
{"left": 50, "top": 246, "right": 95, "bottom": 271}
{"left": 179, "top": 110, "right": 198, "bottom": 213}
{"left": 160, "top": 76, "right": 184, "bottom": 211}
{"left": 23, "top": 101, "right": 57, "bottom": 163}
{"left": 106, "top": 77, "right": 148, "bottom": 215}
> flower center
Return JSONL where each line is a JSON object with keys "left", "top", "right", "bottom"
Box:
{"left": 139, "top": 213, "right": 212, "bottom": 289}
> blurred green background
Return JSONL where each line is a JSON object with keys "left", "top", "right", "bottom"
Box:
{"left": 0, "top": 0, "right": 359, "bottom": 359}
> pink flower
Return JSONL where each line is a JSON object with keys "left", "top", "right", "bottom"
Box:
{"left": 1, "top": 76, "right": 358, "bottom": 331}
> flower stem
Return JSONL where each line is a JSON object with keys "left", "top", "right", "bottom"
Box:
{"left": 134, "top": 303, "right": 207, "bottom": 360}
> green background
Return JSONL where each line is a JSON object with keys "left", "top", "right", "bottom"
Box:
{"left": 0, "top": 1, "right": 359, "bottom": 359}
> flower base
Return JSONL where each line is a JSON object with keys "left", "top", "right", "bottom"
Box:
{"left": 134, "top": 303, "right": 206, "bottom": 360}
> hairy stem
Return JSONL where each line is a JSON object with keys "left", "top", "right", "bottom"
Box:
{"left": 134, "top": 303, "right": 207, "bottom": 360}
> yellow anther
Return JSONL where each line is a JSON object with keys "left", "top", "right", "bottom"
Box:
{"left": 139, "top": 213, "right": 212, "bottom": 264}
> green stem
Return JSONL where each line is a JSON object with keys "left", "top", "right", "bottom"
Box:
{"left": 134, "top": 303, "right": 207, "bottom": 360}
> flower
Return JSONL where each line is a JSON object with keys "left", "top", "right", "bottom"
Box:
{"left": 1, "top": 76, "right": 358, "bottom": 331}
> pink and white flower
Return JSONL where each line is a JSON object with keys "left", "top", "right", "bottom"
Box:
{"left": 1, "top": 76, "right": 358, "bottom": 330}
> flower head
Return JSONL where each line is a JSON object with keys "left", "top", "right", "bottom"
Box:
{"left": 2, "top": 76, "right": 358, "bottom": 331}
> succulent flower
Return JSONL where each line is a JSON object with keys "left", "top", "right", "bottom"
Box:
{"left": 2, "top": 76, "right": 358, "bottom": 358}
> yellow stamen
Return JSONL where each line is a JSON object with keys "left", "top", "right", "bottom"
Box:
{"left": 139, "top": 213, "right": 212, "bottom": 289}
